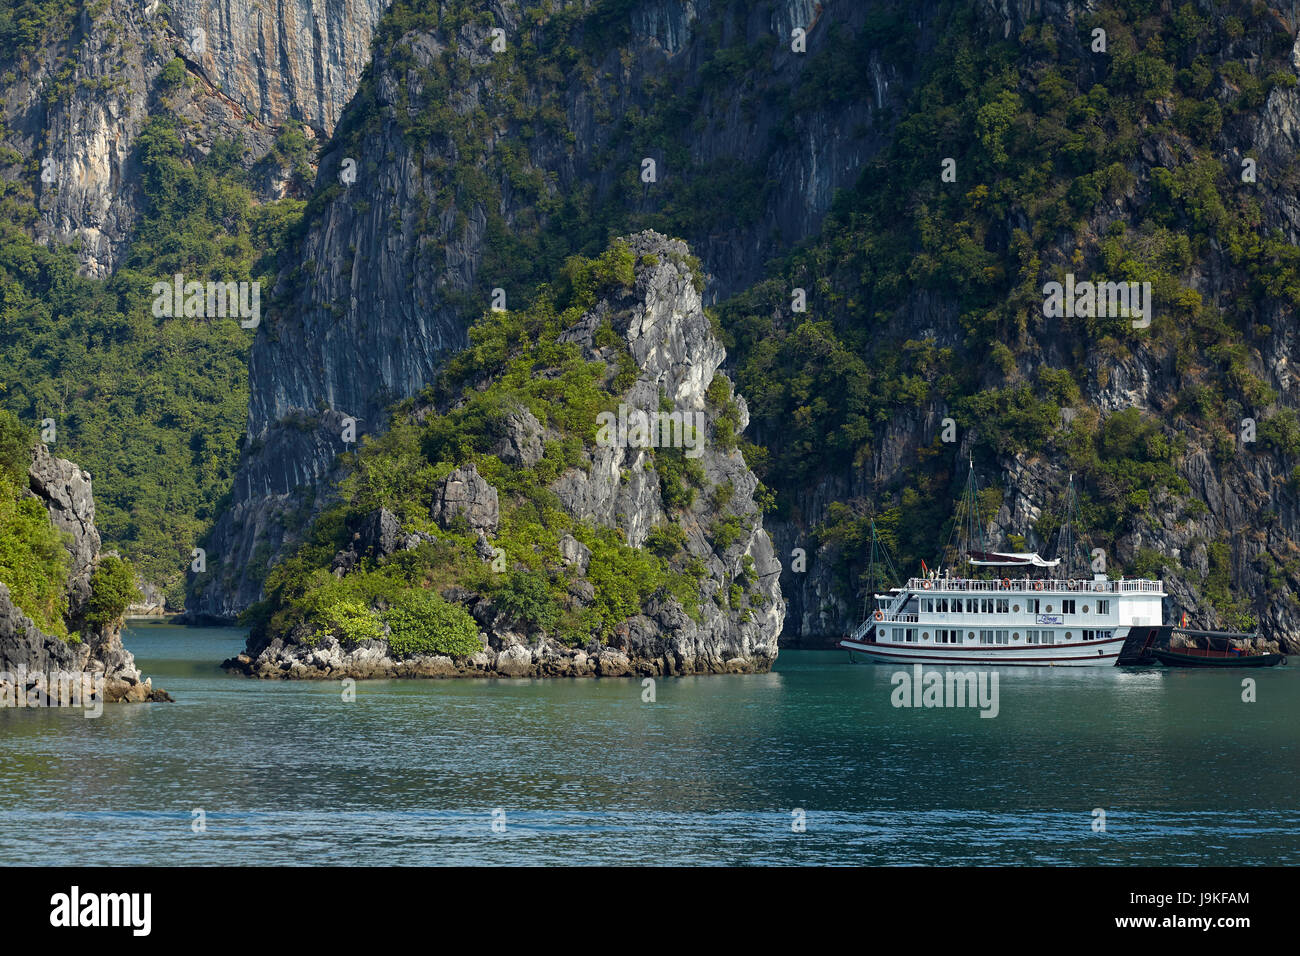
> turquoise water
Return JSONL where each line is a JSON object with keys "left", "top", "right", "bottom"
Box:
{"left": 0, "top": 622, "right": 1296, "bottom": 865}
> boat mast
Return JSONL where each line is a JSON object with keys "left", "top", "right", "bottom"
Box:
{"left": 959, "top": 455, "right": 987, "bottom": 576}
{"left": 1059, "top": 475, "right": 1075, "bottom": 579}
{"left": 863, "top": 517, "right": 902, "bottom": 622}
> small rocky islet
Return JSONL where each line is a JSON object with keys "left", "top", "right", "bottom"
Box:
{"left": 225, "top": 233, "right": 785, "bottom": 681}
{"left": 0, "top": 443, "right": 169, "bottom": 705}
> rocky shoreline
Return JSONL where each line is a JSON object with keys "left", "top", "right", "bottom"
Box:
{"left": 224, "top": 233, "right": 784, "bottom": 680}
{"left": 0, "top": 447, "right": 170, "bottom": 705}
{"left": 223, "top": 635, "right": 775, "bottom": 680}
{"left": 224, "top": 590, "right": 778, "bottom": 681}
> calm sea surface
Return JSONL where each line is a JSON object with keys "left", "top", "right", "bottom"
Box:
{"left": 1, "top": 622, "right": 1296, "bottom": 865}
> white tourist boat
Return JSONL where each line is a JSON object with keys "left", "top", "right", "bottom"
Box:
{"left": 840, "top": 463, "right": 1165, "bottom": 667}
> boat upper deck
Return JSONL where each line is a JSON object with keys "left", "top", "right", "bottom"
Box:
{"left": 898, "top": 576, "right": 1164, "bottom": 595}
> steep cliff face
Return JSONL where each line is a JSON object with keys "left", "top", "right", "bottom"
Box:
{"left": 194, "top": 0, "right": 931, "bottom": 618}
{"left": 225, "top": 231, "right": 783, "bottom": 677}
{"left": 0, "top": 446, "right": 168, "bottom": 703}
{"left": 167, "top": 0, "right": 391, "bottom": 134}
{"left": 2, "top": 0, "right": 381, "bottom": 277}
{"left": 730, "top": 0, "right": 1300, "bottom": 652}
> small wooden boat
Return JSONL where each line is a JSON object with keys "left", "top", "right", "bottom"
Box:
{"left": 1151, "top": 647, "right": 1285, "bottom": 668}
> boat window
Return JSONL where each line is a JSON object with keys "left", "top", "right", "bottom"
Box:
{"left": 892, "top": 628, "right": 902, "bottom": 642}
{"left": 1062, "top": 599, "right": 1076, "bottom": 614}
{"left": 996, "top": 599, "right": 1009, "bottom": 613}
{"left": 1041, "top": 631, "right": 1054, "bottom": 644}
{"left": 979, "top": 629, "right": 993, "bottom": 645}
{"left": 981, "top": 598, "right": 994, "bottom": 614}
{"left": 1027, "top": 599, "right": 1039, "bottom": 613}
{"left": 905, "top": 628, "right": 917, "bottom": 643}
{"left": 995, "top": 630, "right": 1009, "bottom": 644}
{"left": 966, "top": 598, "right": 978, "bottom": 613}
{"left": 1026, "top": 630, "right": 1039, "bottom": 644}
{"left": 1097, "top": 600, "right": 1110, "bottom": 614}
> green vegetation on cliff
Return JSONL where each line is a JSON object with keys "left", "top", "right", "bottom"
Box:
{"left": 0, "top": 409, "right": 69, "bottom": 636}
{"left": 0, "top": 106, "right": 303, "bottom": 607}
{"left": 718, "top": 0, "right": 1299, "bottom": 622}
{"left": 244, "top": 241, "right": 710, "bottom": 655}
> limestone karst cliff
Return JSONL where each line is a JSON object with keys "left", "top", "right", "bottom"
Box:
{"left": 191, "top": 0, "right": 923, "bottom": 619}
{"left": 0, "top": 445, "right": 169, "bottom": 704}
{"left": 1, "top": 0, "right": 384, "bottom": 277}
{"left": 225, "top": 231, "right": 784, "bottom": 677}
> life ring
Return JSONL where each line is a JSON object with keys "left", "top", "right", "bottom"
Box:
{"left": 1001, "top": 578, "right": 1011, "bottom": 590}
{"left": 874, "top": 609, "right": 884, "bottom": 621}
{"left": 922, "top": 581, "right": 932, "bottom": 590}
{"left": 1034, "top": 581, "right": 1044, "bottom": 591}
{"left": 1094, "top": 583, "right": 1104, "bottom": 592}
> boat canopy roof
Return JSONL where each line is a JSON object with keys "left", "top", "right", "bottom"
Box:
{"left": 966, "top": 550, "right": 1061, "bottom": 568}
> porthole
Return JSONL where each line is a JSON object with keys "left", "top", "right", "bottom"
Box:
{"left": 1083, "top": 605, "right": 1089, "bottom": 613}
{"left": 968, "top": 631, "right": 975, "bottom": 640}
{"left": 1046, "top": 605, "right": 1054, "bottom": 612}
{"left": 878, "top": 628, "right": 886, "bottom": 639}
{"left": 922, "top": 632, "right": 930, "bottom": 641}
{"left": 1013, "top": 604, "right": 1020, "bottom": 612}
{"left": 1012, "top": 632, "right": 1020, "bottom": 641}
{"left": 1064, "top": 631, "right": 1072, "bottom": 640}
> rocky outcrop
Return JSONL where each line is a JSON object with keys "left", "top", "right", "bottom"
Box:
{"left": 0, "top": 448, "right": 169, "bottom": 704}
{"left": 127, "top": 580, "right": 169, "bottom": 617}
{"left": 166, "top": 0, "right": 391, "bottom": 134}
{"left": 493, "top": 406, "right": 545, "bottom": 467}
{"left": 193, "top": 0, "right": 929, "bottom": 620}
{"left": 2, "top": 0, "right": 382, "bottom": 278}
{"left": 26, "top": 445, "right": 100, "bottom": 624}
{"left": 434, "top": 465, "right": 500, "bottom": 533}
{"left": 224, "top": 232, "right": 785, "bottom": 678}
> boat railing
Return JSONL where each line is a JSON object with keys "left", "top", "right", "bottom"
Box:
{"left": 903, "top": 576, "right": 1162, "bottom": 594}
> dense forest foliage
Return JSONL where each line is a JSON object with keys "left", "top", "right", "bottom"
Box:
{"left": 3, "top": 0, "right": 1298, "bottom": 635}
{"left": 717, "top": 0, "right": 1297, "bottom": 629}
{"left": 0, "top": 408, "right": 69, "bottom": 636}
{"left": 0, "top": 81, "right": 303, "bottom": 604}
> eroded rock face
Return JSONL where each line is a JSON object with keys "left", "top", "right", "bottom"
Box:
{"left": 0, "top": 448, "right": 169, "bottom": 705}
{"left": 195, "top": 0, "right": 924, "bottom": 620}
{"left": 167, "top": 0, "right": 391, "bottom": 134}
{"left": 225, "top": 233, "right": 785, "bottom": 679}
{"left": 27, "top": 445, "right": 100, "bottom": 624}
{"left": 434, "top": 465, "right": 500, "bottom": 534}
{"left": 6, "top": 0, "right": 382, "bottom": 278}
{"left": 493, "top": 406, "right": 545, "bottom": 467}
